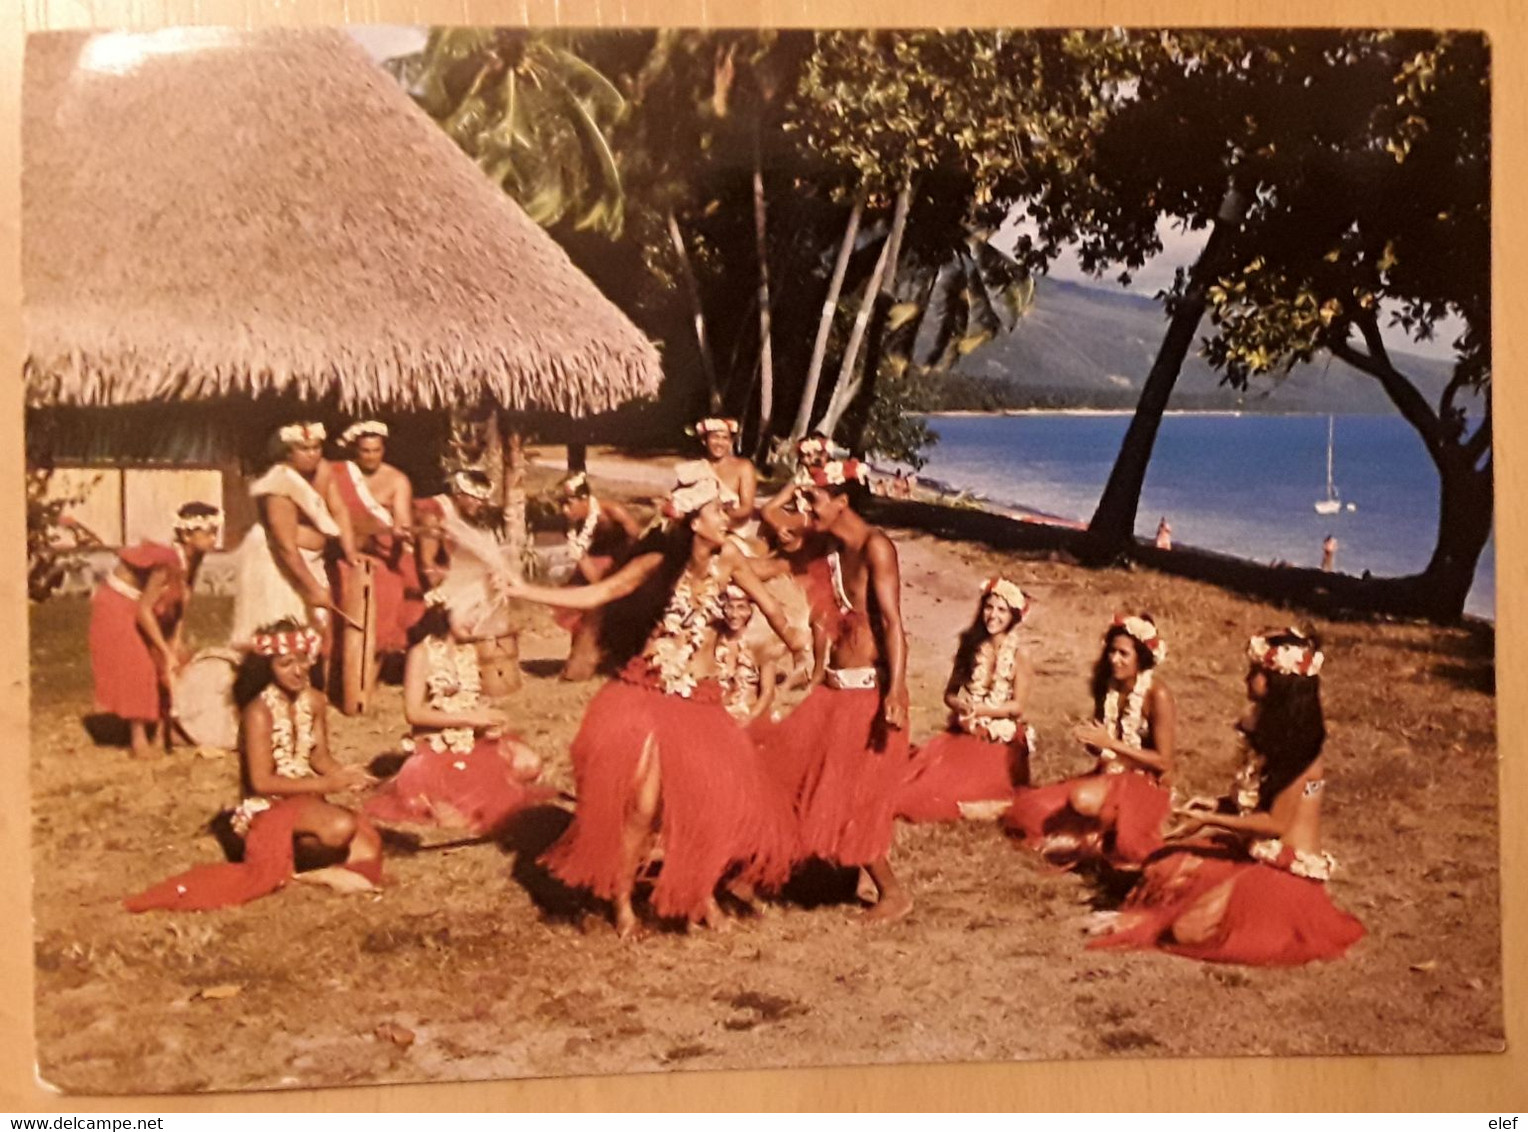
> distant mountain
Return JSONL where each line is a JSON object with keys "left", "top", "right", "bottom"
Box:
{"left": 931, "top": 278, "right": 1455, "bottom": 414}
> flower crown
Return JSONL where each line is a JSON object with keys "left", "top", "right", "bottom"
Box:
{"left": 339, "top": 420, "right": 389, "bottom": 446}
{"left": 1248, "top": 629, "right": 1324, "bottom": 678}
{"left": 278, "top": 422, "right": 326, "bottom": 446}
{"left": 424, "top": 589, "right": 451, "bottom": 610}
{"left": 558, "top": 471, "right": 590, "bottom": 497}
{"left": 450, "top": 471, "right": 494, "bottom": 503}
{"left": 1111, "top": 614, "right": 1167, "bottom": 662}
{"left": 797, "top": 435, "right": 845, "bottom": 460}
{"left": 722, "top": 583, "right": 750, "bottom": 603}
{"left": 664, "top": 462, "right": 722, "bottom": 519}
{"left": 982, "top": 576, "right": 1031, "bottom": 619}
{"left": 690, "top": 417, "right": 740, "bottom": 438}
{"left": 251, "top": 627, "right": 323, "bottom": 658}
{"left": 173, "top": 507, "right": 223, "bottom": 535}
{"left": 808, "top": 458, "right": 867, "bottom": 488}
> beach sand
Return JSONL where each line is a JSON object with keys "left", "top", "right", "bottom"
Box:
{"left": 27, "top": 453, "right": 1501, "bottom": 1092}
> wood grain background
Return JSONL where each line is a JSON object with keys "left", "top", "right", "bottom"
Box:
{"left": 1, "top": 0, "right": 1521, "bottom": 1111}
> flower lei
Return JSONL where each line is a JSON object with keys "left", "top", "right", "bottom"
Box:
{"left": 646, "top": 560, "right": 724, "bottom": 698}
{"left": 565, "top": 495, "right": 602, "bottom": 563}
{"left": 409, "top": 636, "right": 482, "bottom": 756}
{"left": 959, "top": 630, "right": 1024, "bottom": 744}
{"left": 1099, "top": 668, "right": 1154, "bottom": 773}
{"left": 260, "top": 685, "right": 316, "bottom": 778}
{"left": 715, "top": 634, "right": 760, "bottom": 721}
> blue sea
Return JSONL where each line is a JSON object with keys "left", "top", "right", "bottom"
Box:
{"left": 915, "top": 412, "right": 1495, "bottom": 620}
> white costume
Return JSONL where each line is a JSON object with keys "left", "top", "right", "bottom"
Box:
{"left": 230, "top": 464, "right": 341, "bottom": 644}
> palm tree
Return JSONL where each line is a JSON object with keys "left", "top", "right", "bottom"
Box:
{"left": 387, "top": 28, "right": 628, "bottom": 236}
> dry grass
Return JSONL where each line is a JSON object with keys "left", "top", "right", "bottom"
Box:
{"left": 29, "top": 487, "right": 1502, "bottom": 1094}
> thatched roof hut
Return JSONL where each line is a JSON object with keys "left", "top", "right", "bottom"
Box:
{"left": 23, "top": 28, "right": 663, "bottom": 416}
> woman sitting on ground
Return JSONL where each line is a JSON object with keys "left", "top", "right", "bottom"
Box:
{"left": 125, "top": 620, "right": 382, "bottom": 911}
{"left": 365, "top": 593, "right": 552, "bottom": 836}
{"left": 1088, "top": 628, "right": 1365, "bottom": 965}
{"left": 1004, "top": 614, "right": 1176, "bottom": 867}
{"left": 898, "top": 577, "right": 1035, "bottom": 823}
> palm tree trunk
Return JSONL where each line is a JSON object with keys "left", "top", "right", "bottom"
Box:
{"left": 667, "top": 211, "right": 722, "bottom": 413}
{"left": 842, "top": 179, "right": 913, "bottom": 448}
{"left": 816, "top": 182, "right": 911, "bottom": 440}
{"left": 1086, "top": 184, "right": 1248, "bottom": 556}
{"left": 752, "top": 150, "right": 776, "bottom": 459}
{"left": 501, "top": 417, "right": 528, "bottom": 575}
{"left": 790, "top": 196, "right": 864, "bottom": 445}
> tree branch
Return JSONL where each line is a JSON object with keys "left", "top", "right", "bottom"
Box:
{"left": 1464, "top": 398, "right": 1493, "bottom": 466}
{"left": 1329, "top": 314, "right": 1446, "bottom": 454}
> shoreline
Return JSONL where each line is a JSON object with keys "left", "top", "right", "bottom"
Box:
{"left": 922, "top": 408, "right": 1397, "bottom": 419}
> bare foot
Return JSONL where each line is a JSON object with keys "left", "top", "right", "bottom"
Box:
{"left": 861, "top": 889, "right": 913, "bottom": 924}
{"left": 294, "top": 866, "right": 377, "bottom": 894}
{"left": 855, "top": 869, "right": 879, "bottom": 905}
{"left": 128, "top": 743, "right": 162, "bottom": 761}
{"left": 697, "top": 897, "right": 732, "bottom": 933}
{"left": 614, "top": 902, "right": 644, "bottom": 941}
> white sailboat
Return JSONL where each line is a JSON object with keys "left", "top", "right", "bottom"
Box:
{"left": 1314, "top": 415, "right": 1354, "bottom": 514}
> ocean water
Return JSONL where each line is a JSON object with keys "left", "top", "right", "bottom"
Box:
{"left": 916, "top": 412, "right": 1496, "bottom": 619}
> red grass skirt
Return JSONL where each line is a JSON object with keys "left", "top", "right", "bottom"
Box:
{"left": 897, "top": 729, "right": 1031, "bottom": 823}
{"left": 1088, "top": 843, "right": 1366, "bottom": 965}
{"left": 540, "top": 666, "right": 798, "bottom": 921}
{"left": 1004, "top": 770, "right": 1171, "bottom": 865}
{"left": 365, "top": 736, "right": 555, "bottom": 836}
{"left": 123, "top": 799, "right": 385, "bottom": 912}
{"left": 89, "top": 583, "right": 165, "bottom": 723}
{"left": 775, "top": 685, "right": 912, "bottom": 866}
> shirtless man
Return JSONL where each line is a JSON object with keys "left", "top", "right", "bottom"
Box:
{"left": 765, "top": 457, "right": 913, "bottom": 922}
{"left": 231, "top": 422, "right": 358, "bottom": 648}
{"left": 333, "top": 421, "right": 418, "bottom": 657}
{"left": 414, "top": 470, "right": 496, "bottom": 592}
{"left": 694, "top": 418, "right": 757, "bottom": 532}
{"left": 759, "top": 433, "right": 839, "bottom": 532}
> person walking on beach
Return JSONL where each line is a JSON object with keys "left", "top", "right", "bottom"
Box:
{"left": 1155, "top": 518, "right": 1173, "bottom": 551}
{"left": 1321, "top": 534, "right": 1338, "bottom": 573}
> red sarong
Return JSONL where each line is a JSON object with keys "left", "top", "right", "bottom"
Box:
{"left": 1088, "top": 842, "right": 1366, "bottom": 966}
{"left": 1005, "top": 770, "right": 1171, "bottom": 865}
{"left": 124, "top": 800, "right": 384, "bottom": 912}
{"left": 88, "top": 544, "right": 185, "bottom": 724}
{"left": 897, "top": 729, "right": 1030, "bottom": 823}
{"left": 774, "top": 684, "right": 912, "bottom": 867}
{"left": 365, "top": 735, "right": 555, "bottom": 835}
{"left": 541, "top": 662, "right": 798, "bottom": 921}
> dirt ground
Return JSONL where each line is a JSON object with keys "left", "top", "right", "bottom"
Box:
{"left": 29, "top": 466, "right": 1502, "bottom": 1094}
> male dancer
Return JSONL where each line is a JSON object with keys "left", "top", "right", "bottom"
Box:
{"left": 332, "top": 421, "right": 419, "bottom": 660}
{"left": 768, "top": 458, "right": 913, "bottom": 922}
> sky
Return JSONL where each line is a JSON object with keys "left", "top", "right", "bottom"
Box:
{"left": 349, "top": 25, "right": 1465, "bottom": 366}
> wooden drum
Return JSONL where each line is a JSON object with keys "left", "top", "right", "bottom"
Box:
{"left": 171, "top": 648, "right": 242, "bottom": 752}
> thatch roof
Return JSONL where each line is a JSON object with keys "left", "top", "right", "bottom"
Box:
{"left": 23, "top": 29, "right": 663, "bottom": 416}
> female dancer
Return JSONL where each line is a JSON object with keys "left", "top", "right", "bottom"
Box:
{"left": 1089, "top": 628, "right": 1365, "bottom": 965}
{"left": 89, "top": 501, "right": 221, "bottom": 758}
{"left": 125, "top": 620, "right": 382, "bottom": 910}
{"left": 898, "top": 577, "right": 1034, "bottom": 823}
{"left": 1005, "top": 614, "right": 1176, "bottom": 867}
{"left": 366, "top": 593, "right": 552, "bottom": 835}
{"left": 503, "top": 467, "right": 810, "bottom": 938}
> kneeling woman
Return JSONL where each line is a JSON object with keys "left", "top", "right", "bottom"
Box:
{"left": 1089, "top": 628, "right": 1364, "bottom": 965}
{"left": 504, "top": 467, "right": 809, "bottom": 938}
{"left": 898, "top": 577, "right": 1035, "bottom": 823}
{"left": 1005, "top": 615, "right": 1175, "bottom": 866}
{"left": 125, "top": 622, "right": 382, "bottom": 911}
{"left": 366, "top": 592, "right": 552, "bottom": 835}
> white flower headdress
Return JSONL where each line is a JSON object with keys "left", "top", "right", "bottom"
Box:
{"left": 797, "top": 435, "right": 846, "bottom": 461}
{"left": 982, "top": 576, "right": 1031, "bottom": 620}
{"left": 250, "top": 627, "right": 323, "bottom": 658}
{"left": 173, "top": 506, "right": 223, "bottom": 535}
{"left": 277, "top": 422, "right": 326, "bottom": 446}
{"left": 1111, "top": 614, "right": 1167, "bottom": 662}
{"left": 1248, "top": 629, "right": 1325, "bottom": 677}
{"left": 450, "top": 471, "right": 494, "bottom": 503}
{"left": 689, "top": 417, "right": 740, "bottom": 438}
{"left": 339, "top": 420, "right": 389, "bottom": 447}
